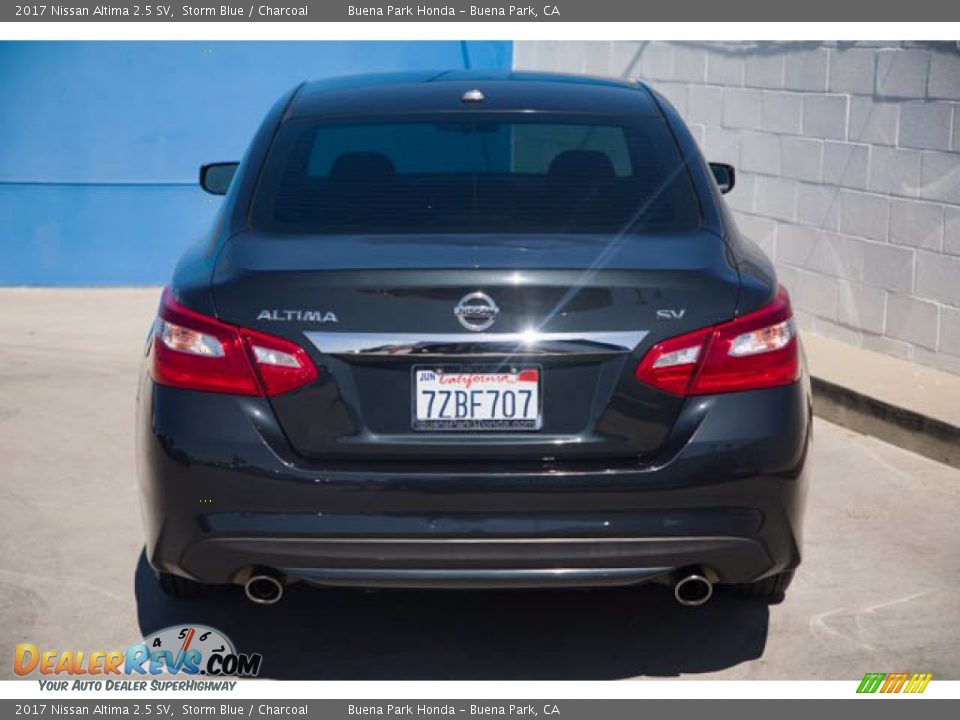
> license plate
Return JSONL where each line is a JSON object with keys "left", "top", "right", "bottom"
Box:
{"left": 413, "top": 367, "right": 542, "bottom": 431}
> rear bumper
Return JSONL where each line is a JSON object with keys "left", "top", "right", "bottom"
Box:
{"left": 184, "top": 535, "right": 769, "bottom": 589}
{"left": 136, "top": 374, "right": 811, "bottom": 589}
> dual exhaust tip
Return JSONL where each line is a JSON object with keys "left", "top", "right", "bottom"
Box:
{"left": 242, "top": 568, "right": 716, "bottom": 607}
{"left": 673, "top": 570, "right": 714, "bottom": 607}
{"left": 244, "top": 573, "right": 284, "bottom": 605}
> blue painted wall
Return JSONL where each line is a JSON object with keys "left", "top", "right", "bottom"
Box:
{"left": 0, "top": 41, "right": 512, "bottom": 285}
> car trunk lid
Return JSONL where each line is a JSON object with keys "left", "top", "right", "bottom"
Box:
{"left": 210, "top": 230, "right": 740, "bottom": 461}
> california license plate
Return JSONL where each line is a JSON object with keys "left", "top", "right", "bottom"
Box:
{"left": 413, "top": 367, "right": 542, "bottom": 431}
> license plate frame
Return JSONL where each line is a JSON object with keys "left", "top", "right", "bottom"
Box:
{"left": 411, "top": 365, "right": 543, "bottom": 432}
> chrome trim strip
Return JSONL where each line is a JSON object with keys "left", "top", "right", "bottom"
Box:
{"left": 289, "top": 566, "right": 673, "bottom": 589}
{"left": 303, "top": 330, "right": 648, "bottom": 357}
{"left": 240, "top": 536, "right": 729, "bottom": 544}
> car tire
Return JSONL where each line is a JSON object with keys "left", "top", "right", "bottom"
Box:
{"left": 731, "top": 570, "right": 795, "bottom": 599}
{"left": 156, "top": 571, "right": 204, "bottom": 599}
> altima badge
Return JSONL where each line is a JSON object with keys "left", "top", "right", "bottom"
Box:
{"left": 257, "top": 309, "right": 338, "bottom": 323}
{"left": 454, "top": 292, "right": 499, "bottom": 332}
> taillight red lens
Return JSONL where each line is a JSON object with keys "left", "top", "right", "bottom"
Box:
{"left": 240, "top": 327, "right": 319, "bottom": 396}
{"left": 150, "top": 288, "right": 318, "bottom": 397}
{"left": 635, "top": 286, "right": 800, "bottom": 396}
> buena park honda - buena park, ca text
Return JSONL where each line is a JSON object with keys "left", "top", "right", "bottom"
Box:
{"left": 10, "top": 705, "right": 558, "bottom": 716}
{"left": 348, "top": 5, "right": 558, "bottom": 16}
{"left": 14, "top": 4, "right": 560, "bottom": 18}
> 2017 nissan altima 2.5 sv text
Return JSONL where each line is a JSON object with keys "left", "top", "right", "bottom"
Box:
{"left": 136, "top": 70, "right": 811, "bottom": 607}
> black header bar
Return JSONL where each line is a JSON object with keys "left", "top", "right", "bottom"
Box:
{"left": 4, "top": 1, "right": 960, "bottom": 22}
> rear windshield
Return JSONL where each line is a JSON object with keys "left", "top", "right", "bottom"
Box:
{"left": 250, "top": 117, "right": 701, "bottom": 235}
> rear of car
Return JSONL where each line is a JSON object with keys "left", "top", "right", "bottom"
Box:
{"left": 136, "top": 71, "right": 811, "bottom": 606}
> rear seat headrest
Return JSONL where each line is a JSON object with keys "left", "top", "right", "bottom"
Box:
{"left": 329, "top": 152, "right": 396, "bottom": 179}
{"left": 547, "top": 150, "right": 616, "bottom": 180}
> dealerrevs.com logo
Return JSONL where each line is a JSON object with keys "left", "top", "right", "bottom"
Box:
{"left": 14, "top": 625, "right": 262, "bottom": 685}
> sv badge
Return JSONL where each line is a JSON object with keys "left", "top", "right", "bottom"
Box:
{"left": 656, "top": 309, "right": 686, "bottom": 320}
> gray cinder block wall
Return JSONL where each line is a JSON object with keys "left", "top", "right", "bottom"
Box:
{"left": 513, "top": 41, "right": 960, "bottom": 376}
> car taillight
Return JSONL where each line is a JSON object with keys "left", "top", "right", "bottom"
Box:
{"left": 150, "top": 288, "right": 318, "bottom": 397}
{"left": 635, "top": 286, "right": 799, "bottom": 396}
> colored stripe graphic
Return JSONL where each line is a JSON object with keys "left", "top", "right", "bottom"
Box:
{"left": 905, "top": 673, "right": 933, "bottom": 693}
{"left": 881, "top": 672, "right": 909, "bottom": 693}
{"left": 857, "top": 672, "right": 932, "bottom": 694}
{"left": 857, "top": 673, "right": 886, "bottom": 693}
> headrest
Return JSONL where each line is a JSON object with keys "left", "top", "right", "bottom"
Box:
{"left": 547, "top": 150, "right": 616, "bottom": 180}
{"left": 329, "top": 152, "right": 396, "bottom": 179}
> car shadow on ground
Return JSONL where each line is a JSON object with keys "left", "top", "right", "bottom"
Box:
{"left": 134, "top": 551, "right": 770, "bottom": 679}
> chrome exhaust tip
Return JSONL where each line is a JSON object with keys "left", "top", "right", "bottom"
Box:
{"left": 673, "top": 572, "right": 714, "bottom": 607}
{"left": 244, "top": 574, "right": 284, "bottom": 605}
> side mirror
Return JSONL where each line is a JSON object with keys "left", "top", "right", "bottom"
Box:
{"left": 709, "top": 162, "right": 736, "bottom": 194}
{"left": 199, "top": 162, "right": 239, "bottom": 195}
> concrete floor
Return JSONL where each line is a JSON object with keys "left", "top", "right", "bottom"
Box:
{"left": 1, "top": 288, "right": 959, "bottom": 680}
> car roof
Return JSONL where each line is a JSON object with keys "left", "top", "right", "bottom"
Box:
{"left": 287, "top": 70, "right": 662, "bottom": 118}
